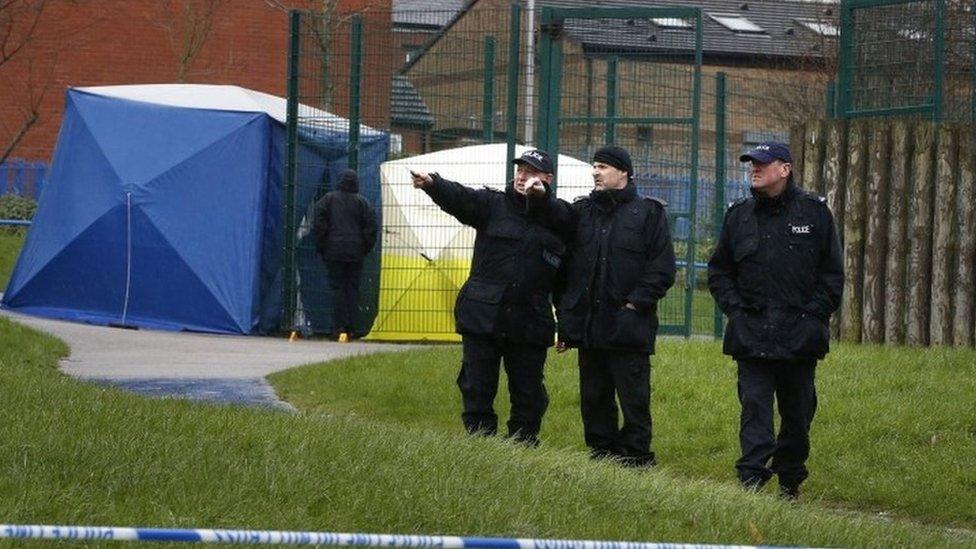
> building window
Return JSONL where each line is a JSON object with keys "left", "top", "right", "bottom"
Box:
{"left": 794, "top": 19, "right": 839, "bottom": 37}
{"left": 404, "top": 45, "right": 423, "bottom": 64}
{"left": 652, "top": 17, "right": 693, "bottom": 30}
{"left": 708, "top": 13, "right": 766, "bottom": 34}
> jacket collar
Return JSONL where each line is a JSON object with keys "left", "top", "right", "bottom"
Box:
{"left": 751, "top": 179, "right": 797, "bottom": 211}
{"left": 591, "top": 181, "right": 637, "bottom": 211}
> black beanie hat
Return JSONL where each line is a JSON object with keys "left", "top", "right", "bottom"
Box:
{"left": 593, "top": 145, "right": 633, "bottom": 177}
{"left": 338, "top": 168, "right": 359, "bottom": 192}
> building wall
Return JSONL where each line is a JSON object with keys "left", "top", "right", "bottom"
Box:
{"left": 0, "top": 0, "right": 392, "bottom": 162}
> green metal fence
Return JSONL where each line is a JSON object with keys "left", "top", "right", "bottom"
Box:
{"left": 282, "top": 4, "right": 837, "bottom": 341}
{"left": 534, "top": 6, "right": 703, "bottom": 337}
{"left": 835, "top": 0, "right": 975, "bottom": 121}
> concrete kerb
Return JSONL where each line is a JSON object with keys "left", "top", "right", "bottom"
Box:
{"left": 0, "top": 304, "right": 422, "bottom": 409}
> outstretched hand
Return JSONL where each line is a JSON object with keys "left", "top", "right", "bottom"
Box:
{"left": 410, "top": 169, "right": 433, "bottom": 189}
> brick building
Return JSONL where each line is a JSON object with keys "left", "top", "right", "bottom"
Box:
{"left": 0, "top": 0, "right": 393, "bottom": 163}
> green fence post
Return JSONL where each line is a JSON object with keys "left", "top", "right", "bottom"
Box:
{"left": 825, "top": 80, "right": 836, "bottom": 119}
{"left": 605, "top": 56, "right": 618, "bottom": 145}
{"left": 536, "top": 7, "right": 562, "bottom": 177}
{"left": 483, "top": 36, "right": 496, "bottom": 143}
{"left": 837, "top": 3, "right": 855, "bottom": 118}
{"left": 932, "top": 0, "right": 945, "bottom": 122}
{"left": 683, "top": 9, "right": 703, "bottom": 338}
{"left": 536, "top": 7, "right": 552, "bottom": 151}
{"left": 505, "top": 3, "right": 521, "bottom": 183}
{"left": 348, "top": 15, "right": 363, "bottom": 171}
{"left": 282, "top": 10, "right": 301, "bottom": 332}
{"left": 713, "top": 71, "right": 726, "bottom": 340}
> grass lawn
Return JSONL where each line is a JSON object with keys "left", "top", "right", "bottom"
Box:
{"left": 2, "top": 318, "right": 973, "bottom": 547}
{"left": 271, "top": 340, "right": 976, "bottom": 533}
{"left": 0, "top": 229, "right": 26, "bottom": 290}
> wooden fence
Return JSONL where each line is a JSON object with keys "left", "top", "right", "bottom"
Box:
{"left": 790, "top": 120, "right": 976, "bottom": 347}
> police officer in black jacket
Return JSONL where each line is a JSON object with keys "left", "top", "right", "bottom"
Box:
{"left": 313, "top": 169, "right": 379, "bottom": 340}
{"left": 409, "top": 150, "right": 566, "bottom": 446}
{"left": 542, "top": 145, "right": 676, "bottom": 467}
{"left": 708, "top": 141, "right": 843, "bottom": 500}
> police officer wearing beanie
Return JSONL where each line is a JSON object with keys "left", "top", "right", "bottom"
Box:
{"left": 707, "top": 141, "right": 843, "bottom": 500}
{"left": 540, "top": 145, "right": 676, "bottom": 467}
{"left": 410, "top": 150, "right": 568, "bottom": 446}
{"left": 313, "top": 168, "right": 378, "bottom": 340}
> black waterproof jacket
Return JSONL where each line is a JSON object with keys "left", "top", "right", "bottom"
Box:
{"left": 707, "top": 181, "right": 844, "bottom": 360}
{"left": 541, "top": 183, "right": 676, "bottom": 354}
{"left": 422, "top": 174, "right": 567, "bottom": 347}
{"left": 313, "top": 177, "right": 378, "bottom": 262}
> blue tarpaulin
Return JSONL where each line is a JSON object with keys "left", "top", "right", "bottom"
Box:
{"left": 1, "top": 84, "right": 388, "bottom": 335}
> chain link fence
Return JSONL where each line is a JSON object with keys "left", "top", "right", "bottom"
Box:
{"left": 282, "top": 4, "right": 843, "bottom": 341}
{"left": 836, "top": 0, "right": 975, "bottom": 121}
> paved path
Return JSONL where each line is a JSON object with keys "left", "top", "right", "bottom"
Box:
{"left": 0, "top": 307, "right": 418, "bottom": 410}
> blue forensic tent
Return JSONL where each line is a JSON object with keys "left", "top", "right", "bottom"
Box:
{"left": 1, "top": 84, "right": 388, "bottom": 334}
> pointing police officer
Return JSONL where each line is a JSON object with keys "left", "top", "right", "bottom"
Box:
{"left": 410, "top": 150, "right": 567, "bottom": 446}
{"left": 707, "top": 141, "right": 843, "bottom": 500}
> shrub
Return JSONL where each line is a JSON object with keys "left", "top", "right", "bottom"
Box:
{"left": 0, "top": 194, "right": 37, "bottom": 221}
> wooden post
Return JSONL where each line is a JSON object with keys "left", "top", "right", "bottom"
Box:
{"left": 861, "top": 121, "right": 889, "bottom": 343}
{"left": 884, "top": 121, "right": 911, "bottom": 345}
{"left": 790, "top": 126, "right": 805, "bottom": 187}
{"left": 954, "top": 127, "right": 976, "bottom": 347}
{"left": 841, "top": 121, "right": 866, "bottom": 342}
{"left": 802, "top": 121, "right": 826, "bottom": 195}
{"left": 822, "top": 120, "right": 848, "bottom": 339}
{"left": 929, "top": 126, "right": 958, "bottom": 346}
{"left": 906, "top": 122, "right": 935, "bottom": 347}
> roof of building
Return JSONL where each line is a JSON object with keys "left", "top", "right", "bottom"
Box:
{"left": 393, "top": 0, "right": 470, "bottom": 30}
{"left": 391, "top": 75, "right": 434, "bottom": 128}
{"left": 544, "top": 0, "right": 839, "bottom": 60}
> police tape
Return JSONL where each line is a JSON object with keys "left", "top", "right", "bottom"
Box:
{"left": 0, "top": 524, "right": 799, "bottom": 549}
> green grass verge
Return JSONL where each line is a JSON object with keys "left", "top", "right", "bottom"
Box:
{"left": 2, "top": 317, "right": 973, "bottom": 547}
{"left": 0, "top": 229, "right": 26, "bottom": 291}
{"left": 271, "top": 340, "right": 976, "bottom": 534}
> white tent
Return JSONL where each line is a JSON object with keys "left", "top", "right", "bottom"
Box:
{"left": 366, "top": 144, "right": 592, "bottom": 341}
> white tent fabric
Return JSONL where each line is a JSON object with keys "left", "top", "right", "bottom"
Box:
{"left": 77, "top": 84, "right": 385, "bottom": 136}
{"left": 367, "top": 144, "right": 593, "bottom": 341}
{"left": 380, "top": 143, "right": 593, "bottom": 261}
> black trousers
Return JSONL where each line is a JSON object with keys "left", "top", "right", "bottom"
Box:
{"left": 735, "top": 358, "right": 818, "bottom": 488}
{"left": 457, "top": 335, "right": 549, "bottom": 444}
{"left": 578, "top": 349, "right": 653, "bottom": 464}
{"left": 325, "top": 259, "right": 364, "bottom": 336}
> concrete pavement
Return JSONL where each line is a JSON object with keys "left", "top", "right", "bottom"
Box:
{"left": 0, "top": 307, "right": 418, "bottom": 409}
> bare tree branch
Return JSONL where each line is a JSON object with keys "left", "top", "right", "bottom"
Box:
{"left": 0, "top": 53, "right": 56, "bottom": 164}
{"left": 0, "top": 0, "right": 48, "bottom": 69}
{"left": 152, "top": 0, "right": 223, "bottom": 82}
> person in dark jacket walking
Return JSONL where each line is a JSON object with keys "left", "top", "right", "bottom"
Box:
{"left": 409, "top": 149, "right": 566, "bottom": 446}
{"left": 313, "top": 169, "right": 378, "bottom": 340}
{"left": 541, "top": 145, "right": 677, "bottom": 467}
{"left": 707, "top": 141, "right": 843, "bottom": 500}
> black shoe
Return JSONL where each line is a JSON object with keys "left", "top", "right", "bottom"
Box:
{"left": 589, "top": 447, "right": 614, "bottom": 461}
{"left": 618, "top": 453, "right": 657, "bottom": 469}
{"left": 779, "top": 483, "right": 799, "bottom": 501}
{"left": 740, "top": 476, "right": 768, "bottom": 493}
{"left": 504, "top": 431, "right": 540, "bottom": 448}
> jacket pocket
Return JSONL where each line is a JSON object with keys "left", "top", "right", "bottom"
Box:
{"left": 722, "top": 311, "right": 760, "bottom": 358}
{"left": 606, "top": 305, "right": 652, "bottom": 350}
{"left": 732, "top": 235, "right": 759, "bottom": 262}
{"left": 789, "top": 312, "right": 829, "bottom": 359}
{"left": 455, "top": 278, "right": 507, "bottom": 335}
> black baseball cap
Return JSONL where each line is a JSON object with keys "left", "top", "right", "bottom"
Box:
{"left": 740, "top": 141, "right": 793, "bottom": 164}
{"left": 512, "top": 149, "right": 554, "bottom": 174}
